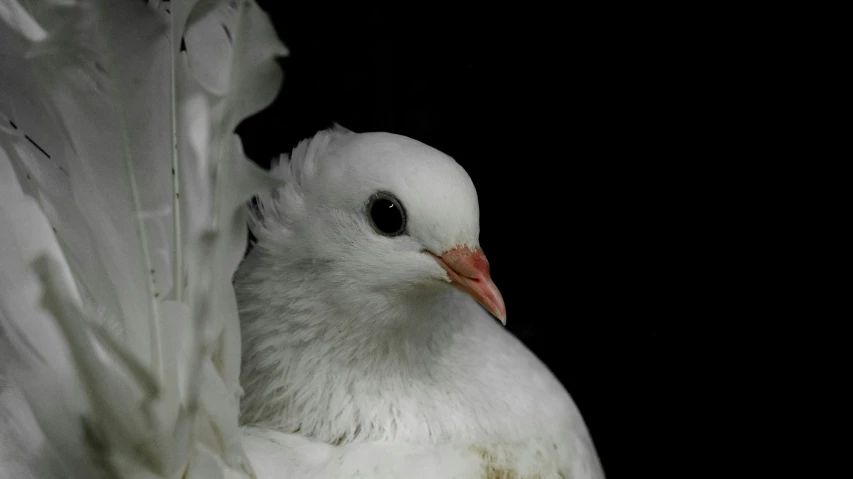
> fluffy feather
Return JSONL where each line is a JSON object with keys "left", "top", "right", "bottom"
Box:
{"left": 0, "top": 0, "right": 285, "bottom": 477}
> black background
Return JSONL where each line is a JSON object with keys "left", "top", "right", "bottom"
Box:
{"left": 238, "top": 4, "right": 730, "bottom": 477}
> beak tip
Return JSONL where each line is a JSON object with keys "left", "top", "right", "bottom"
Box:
{"left": 489, "top": 300, "right": 507, "bottom": 326}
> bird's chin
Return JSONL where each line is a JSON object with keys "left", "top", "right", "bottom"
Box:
{"left": 411, "top": 275, "right": 457, "bottom": 296}
{"left": 424, "top": 247, "right": 506, "bottom": 324}
{"left": 428, "top": 275, "right": 458, "bottom": 293}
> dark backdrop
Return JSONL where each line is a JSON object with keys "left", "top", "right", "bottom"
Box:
{"left": 238, "top": 4, "right": 724, "bottom": 478}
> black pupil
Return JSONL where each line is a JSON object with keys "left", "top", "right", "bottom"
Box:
{"left": 371, "top": 198, "right": 403, "bottom": 234}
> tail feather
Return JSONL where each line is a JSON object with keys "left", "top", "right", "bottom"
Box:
{"left": 0, "top": 0, "right": 287, "bottom": 477}
{"left": 0, "top": 383, "right": 62, "bottom": 479}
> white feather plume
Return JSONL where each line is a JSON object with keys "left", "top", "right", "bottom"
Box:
{"left": 0, "top": 0, "right": 286, "bottom": 477}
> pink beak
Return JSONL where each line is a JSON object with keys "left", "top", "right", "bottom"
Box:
{"left": 431, "top": 246, "right": 507, "bottom": 325}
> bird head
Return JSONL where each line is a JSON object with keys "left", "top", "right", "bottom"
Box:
{"left": 247, "top": 127, "right": 505, "bottom": 324}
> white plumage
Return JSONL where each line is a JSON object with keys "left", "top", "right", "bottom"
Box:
{"left": 235, "top": 129, "right": 604, "bottom": 478}
{"left": 0, "top": 1, "right": 604, "bottom": 477}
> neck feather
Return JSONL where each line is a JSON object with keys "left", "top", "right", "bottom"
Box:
{"left": 236, "top": 246, "right": 466, "bottom": 440}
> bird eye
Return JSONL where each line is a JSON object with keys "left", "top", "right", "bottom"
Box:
{"left": 367, "top": 192, "right": 406, "bottom": 237}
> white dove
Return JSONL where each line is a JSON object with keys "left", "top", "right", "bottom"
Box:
{"left": 0, "top": 0, "right": 604, "bottom": 477}
{"left": 233, "top": 127, "right": 605, "bottom": 478}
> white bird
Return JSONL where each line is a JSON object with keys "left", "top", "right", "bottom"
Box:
{"left": 0, "top": 0, "right": 604, "bottom": 477}
{"left": 234, "top": 128, "right": 605, "bottom": 478}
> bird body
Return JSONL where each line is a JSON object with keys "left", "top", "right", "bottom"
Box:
{"left": 0, "top": 1, "right": 604, "bottom": 477}
{"left": 234, "top": 130, "right": 604, "bottom": 478}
